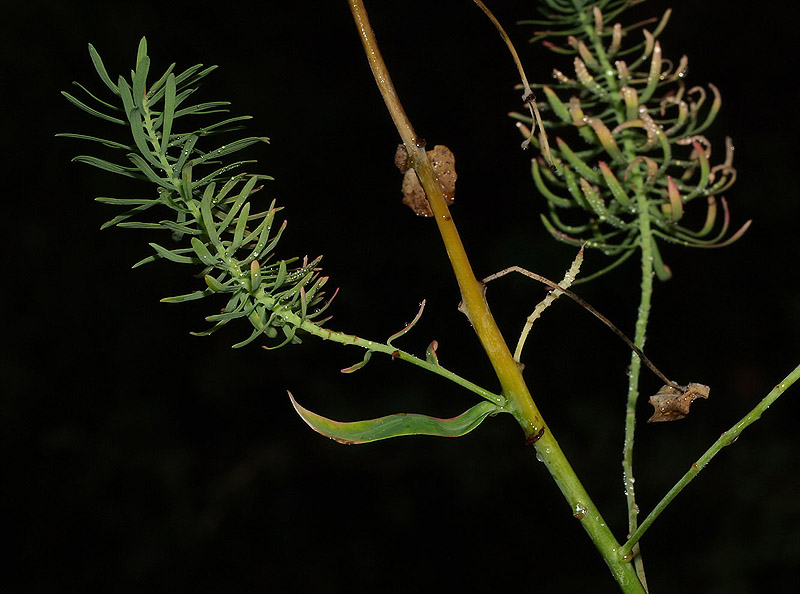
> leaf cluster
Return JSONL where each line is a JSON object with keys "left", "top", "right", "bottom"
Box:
{"left": 515, "top": 0, "right": 749, "bottom": 280}
{"left": 60, "top": 38, "right": 332, "bottom": 347}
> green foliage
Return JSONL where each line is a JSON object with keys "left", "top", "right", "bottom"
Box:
{"left": 60, "top": 38, "right": 332, "bottom": 348}
{"left": 291, "top": 394, "right": 501, "bottom": 444}
{"left": 514, "top": 0, "right": 749, "bottom": 280}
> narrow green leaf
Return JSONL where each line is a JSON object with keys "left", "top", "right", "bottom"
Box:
{"left": 252, "top": 219, "right": 285, "bottom": 263}
{"left": 149, "top": 242, "right": 197, "bottom": 264}
{"left": 542, "top": 85, "right": 572, "bottom": 123}
{"left": 204, "top": 274, "right": 234, "bottom": 293}
{"left": 301, "top": 276, "right": 327, "bottom": 307}
{"left": 192, "top": 160, "right": 255, "bottom": 189}
{"left": 160, "top": 289, "right": 211, "bottom": 303}
{"left": 586, "top": 118, "right": 624, "bottom": 163}
{"left": 289, "top": 396, "right": 502, "bottom": 445}
{"left": 117, "top": 221, "right": 169, "bottom": 230}
{"left": 650, "top": 238, "right": 672, "bottom": 281}
{"left": 132, "top": 55, "right": 150, "bottom": 111}
{"left": 174, "top": 101, "right": 231, "bottom": 118}
{"left": 218, "top": 176, "right": 259, "bottom": 231}
{"left": 56, "top": 133, "right": 131, "bottom": 150}
{"left": 88, "top": 43, "right": 119, "bottom": 95}
{"left": 157, "top": 220, "right": 201, "bottom": 236}
{"left": 127, "top": 153, "right": 173, "bottom": 189}
{"left": 540, "top": 215, "right": 593, "bottom": 248}
{"left": 135, "top": 37, "right": 148, "bottom": 70}
{"left": 532, "top": 159, "right": 573, "bottom": 208}
{"left": 579, "top": 178, "right": 626, "bottom": 228}
{"left": 60, "top": 91, "right": 125, "bottom": 125}
{"left": 146, "top": 62, "right": 177, "bottom": 102}
{"left": 598, "top": 161, "right": 632, "bottom": 209}
{"left": 194, "top": 115, "right": 253, "bottom": 136}
{"left": 556, "top": 138, "right": 601, "bottom": 184}
{"left": 174, "top": 134, "right": 198, "bottom": 174}
{"left": 546, "top": 204, "right": 592, "bottom": 234}
{"left": 229, "top": 202, "right": 251, "bottom": 255}
{"left": 206, "top": 309, "right": 249, "bottom": 323}
{"left": 73, "top": 155, "right": 140, "bottom": 178}
{"left": 233, "top": 315, "right": 274, "bottom": 348}
{"left": 638, "top": 41, "right": 662, "bottom": 104}
{"left": 250, "top": 259, "right": 262, "bottom": 292}
{"left": 94, "top": 196, "right": 158, "bottom": 206}
{"left": 191, "top": 137, "right": 268, "bottom": 167}
{"left": 160, "top": 74, "right": 176, "bottom": 157}
{"left": 131, "top": 254, "right": 158, "bottom": 268}
{"left": 119, "top": 78, "right": 161, "bottom": 170}
{"left": 190, "top": 237, "right": 218, "bottom": 267}
{"left": 173, "top": 64, "right": 217, "bottom": 89}
{"left": 200, "top": 184, "right": 221, "bottom": 248}
{"left": 561, "top": 165, "right": 589, "bottom": 209}
{"left": 242, "top": 216, "right": 283, "bottom": 266}
{"left": 69, "top": 81, "right": 122, "bottom": 113}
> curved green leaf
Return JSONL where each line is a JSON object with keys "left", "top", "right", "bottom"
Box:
{"left": 289, "top": 395, "right": 502, "bottom": 445}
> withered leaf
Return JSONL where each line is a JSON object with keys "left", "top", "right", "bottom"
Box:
{"left": 394, "top": 144, "right": 411, "bottom": 173}
{"left": 399, "top": 144, "right": 457, "bottom": 217}
{"left": 647, "top": 382, "right": 710, "bottom": 423}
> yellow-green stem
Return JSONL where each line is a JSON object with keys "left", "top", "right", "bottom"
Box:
{"left": 348, "top": 2, "right": 646, "bottom": 591}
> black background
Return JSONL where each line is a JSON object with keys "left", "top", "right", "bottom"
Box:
{"left": 4, "top": 1, "right": 800, "bottom": 592}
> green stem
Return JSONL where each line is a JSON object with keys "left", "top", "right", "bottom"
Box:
{"left": 295, "top": 316, "right": 506, "bottom": 406}
{"left": 621, "top": 192, "right": 656, "bottom": 585}
{"left": 620, "top": 361, "right": 800, "bottom": 557}
{"left": 347, "top": 2, "right": 646, "bottom": 591}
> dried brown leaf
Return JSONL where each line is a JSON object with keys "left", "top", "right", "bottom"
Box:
{"left": 647, "top": 382, "right": 710, "bottom": 422}
{"left": 400, "top": 145, "right": 457, "bottom": 217}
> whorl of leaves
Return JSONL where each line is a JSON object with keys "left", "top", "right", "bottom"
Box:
{"left": 60, "top": 37, "right": 332, "bottom": 347}
{"left": 515, "top": 0, "right": 749, "bottom": 280}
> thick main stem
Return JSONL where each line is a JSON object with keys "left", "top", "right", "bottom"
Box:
{"left": 348, "top": 2, "right": 645, "bottom": 591}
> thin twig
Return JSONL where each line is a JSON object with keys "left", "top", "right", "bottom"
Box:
{"left": 512, "top": 248, "right": 583, "bottom": 362}
{"left": 483, "top": 265, "right": 680, "bottom": 390}
{"left": 472, "top": 0, "right": 555, "bottom": 166}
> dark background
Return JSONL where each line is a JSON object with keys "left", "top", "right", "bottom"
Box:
{"left": 4, "top": 1, "right": 799, "bottom": 592}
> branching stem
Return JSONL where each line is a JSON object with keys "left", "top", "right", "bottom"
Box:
{"left": 620, "top": 362, "right": 800, "bottom": 557}
{"left": 291, "top": 314, "right": 506, "bottom": 406}
{"left": 348, "top": 2, "right": 645, "bottom": 591}
{"left": 483, "top": 262, "right": 679, "bottom": 390}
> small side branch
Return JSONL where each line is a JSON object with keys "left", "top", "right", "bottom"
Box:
{"left": 472, "top": 0, "right": 554, "bottom": 165}
{"left": 620, "top": 361, "right": 800, "bottom": 557}
{"left": 483, "top": 263, "right": 680, "bottom": 390}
